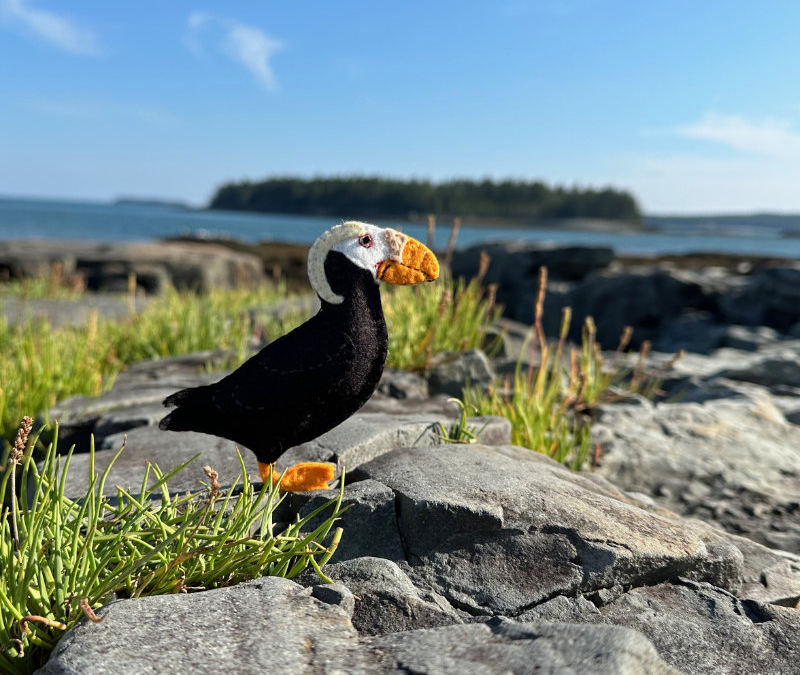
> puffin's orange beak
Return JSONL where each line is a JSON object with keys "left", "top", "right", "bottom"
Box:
{"left": 376, "top": 234, "right": 439, "bottom": 285}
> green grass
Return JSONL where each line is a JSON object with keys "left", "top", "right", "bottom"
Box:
{"left": 0, "top": 264, "right": 85, "bottom": 301}
{"left": 384, "top": 266, "right": 503, "bottom": 372}
{"left": 463, "top": 268, "right": 672, "bottom": 470}
{"left": 0, "top": 419, "right": 345, "bottom": 674}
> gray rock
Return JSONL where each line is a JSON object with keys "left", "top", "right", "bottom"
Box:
{"left": 362, "top": 392, "right": 465, "bottom": 416}
{"left": 377, "top": 369, "right": 429, "bottom": 399}
{"left": 295, "top": 480, "right": 406, "bottom": 563}
{"left": 721, "top": 265, "right": 800, "bottom": 330}
{"left": 721, "top": 324, "right": 782, "bottom": 351}
{"left": 593, "top": 580, "right": 800, "bottom": 675}
{"left": 92, "top": 403, "right": 170, "bottom": 439}
{"left": 518, "top": 580, "right": 800, "bottom": 675}
{"left": 284, "top": 411, "right": 507, "bottom": 471}
{"left": 111, "top": 350, "right": 240, "bottom": 386}
{"left": 59, "top": 409, "right": 508, "bottom": 500}
{"left": 35, "top": 576, "right": 682, "bottom": 675}
{"left": 450, "top": 241, "right": 614, "bottom": 285}
{"left": 651, "top": 313, "right": 728, "bottom": 354}
{"left": 309, "top": 581, "right": 356, "bottom": 616}
{"left": 321, "top": 557, "right": 465, "bottom": 635}
{"left": 517, "top": 593, "right": 601, "bottom": 623}
{"left": 727, "top": 533, "right": 800, "bottom": 606}
{"left": 357, "top": 444, "right": 743, "bottom": 616}
{"left": 36, "top": 576, "right": 372, "bottom": 675}
{"left": 0, "top": 239, "right": 264, "bottom": 294}
{"left": 366, "top": 618, "right": 683, "bottom": 675}
{"left": 718, "top": 355, "right": 800, "bottom": 390}
{"left": 427, "top": 349, "right": 496, "bottom": 396}
{"left": 592, "top": 396, "right": 800, "bottom": 552}
{"left": 49, "top": 353, "right": 226, "bottom": 451}
{"left": 562, "top": 267, "right": 714, "bottom": 348}
{"left": 62, "top": 424, "right": 259, "bottom": 498}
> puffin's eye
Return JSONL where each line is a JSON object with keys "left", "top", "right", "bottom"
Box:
{"left": 358, "top": 234, "right": 373, "bottom": 248}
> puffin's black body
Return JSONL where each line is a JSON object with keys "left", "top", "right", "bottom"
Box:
{"left": 158, "top": 252, "right": 388, "bottom": 464}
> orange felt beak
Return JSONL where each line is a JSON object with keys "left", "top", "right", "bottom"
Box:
{"left": 377, "top": 236, "right": 439, "bottom": 285}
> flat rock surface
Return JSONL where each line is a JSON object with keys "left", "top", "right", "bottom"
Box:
{"left": 522, "top": 580, "right": 800, "bottom": 675}
{"left": 36, "top": 577, "right": 371, "bottom": 675}
{"left": 366, "top": 618, "right": 684, "bottom": 675}
{"left": 59, "top": 411, "right": 508, "bottom": 498}
{"left": 37, "top": 577, "right": 683, "bottom": 675}
{"left": 592, "top": 395, "right": 800, "bottom": 552}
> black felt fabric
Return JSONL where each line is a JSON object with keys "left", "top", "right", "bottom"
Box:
{"left": 159, "top": 251, "right": 388, "bottom": 464}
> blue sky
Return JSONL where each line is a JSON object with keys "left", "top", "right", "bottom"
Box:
{"left": 2, "top": 1, "right": 800, "bottom": 214}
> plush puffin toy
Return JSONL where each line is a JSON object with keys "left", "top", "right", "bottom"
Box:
{"left": 159, "top": 222, "right": 439, "bottom": 491}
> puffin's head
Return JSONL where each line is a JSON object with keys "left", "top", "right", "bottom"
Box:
{"left": 307, "top": 221, "right": 439, "bottom": 304}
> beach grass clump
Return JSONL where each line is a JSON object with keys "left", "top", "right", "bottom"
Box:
{"left": 102, "top": 284, "right": 306, "bottom": 367}
{"left": 0, "top": 311, "right": 120, "bottom": 449}
{"left": 383, "top": 254, "right": 503, "bottom": 372}
{"left": 0, "top": 263, "right": 85, "bottom": 301}
{"left": 463, "top": 268, "right": 669, "bottom": 470}
{"left": 0, "top": 418, "right": 344, "bottom": 675}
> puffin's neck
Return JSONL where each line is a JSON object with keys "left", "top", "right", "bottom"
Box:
{"left": 320, "top": 251, "right": 385, "bottom": 329}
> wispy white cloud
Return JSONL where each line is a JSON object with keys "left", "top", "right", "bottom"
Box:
{"left": 185, "top": 12, "right": 283, "bottom": 91}
{"left": 623, "top": 152, "right": 800, "bottom": 213}
{"left": 676, "top": 112, "right": 800, "bottom": 159}
{"left": 612, "top": 112, "right": 800, "bottom": 213}
{"left": 0, "top": 0, "right": 99, "bottom": 55}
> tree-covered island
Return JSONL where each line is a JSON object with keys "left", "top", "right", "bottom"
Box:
{"left": 209, "top": 176, "right": 641, "bottom": 223}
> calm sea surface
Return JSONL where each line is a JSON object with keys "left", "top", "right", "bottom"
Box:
{"left": 1, "top": 197, "right": 799, "bottom": 259}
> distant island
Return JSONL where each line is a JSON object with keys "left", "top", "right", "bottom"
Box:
{"left": 645, "top": 213, "right": 800, "bottom": 234}
{"left": 208, "top": 176, "right": 642, "bottom": 223}
{"left": 115, "top": 197, "right": 190, "bottom": 210}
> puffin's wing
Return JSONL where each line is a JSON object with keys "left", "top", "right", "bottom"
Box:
{"left": 208, "top": 321, "right": 357, "bottom": 415}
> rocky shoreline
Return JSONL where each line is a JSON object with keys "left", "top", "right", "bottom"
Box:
{"left": 2, "top": 237, "right": 800, "bottom": 674}
{"left": 38, "top": 345, "right": 800, "bottom": 675}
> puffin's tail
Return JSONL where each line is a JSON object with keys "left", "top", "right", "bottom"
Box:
{"left": 161, "top": 386, "right": 201, "bottom": 409}
{"left": 159, "top": 407, "right": 197, "bottom": 432}
{"left": 158, "top": 385, "right": 210, "bottom": 432}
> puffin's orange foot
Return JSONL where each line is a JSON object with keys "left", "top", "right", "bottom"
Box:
{"left": 258, "top": 461, "right": 335, "bottom": 492}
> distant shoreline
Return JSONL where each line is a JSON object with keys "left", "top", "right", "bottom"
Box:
{"left": 5, "top": 196, "right": 800, "bottom": 259}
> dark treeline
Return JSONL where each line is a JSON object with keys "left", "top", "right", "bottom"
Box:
{"left": 209, "top": 176, "right": 642, "bottom": 222}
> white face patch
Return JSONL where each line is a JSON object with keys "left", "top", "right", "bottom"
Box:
{"left": 331, "top": 223, "right": 398, "bottom": 282}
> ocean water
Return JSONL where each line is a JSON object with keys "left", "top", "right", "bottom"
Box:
{"left": 1, "top": 196, "right": 799, "bottom": 259}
